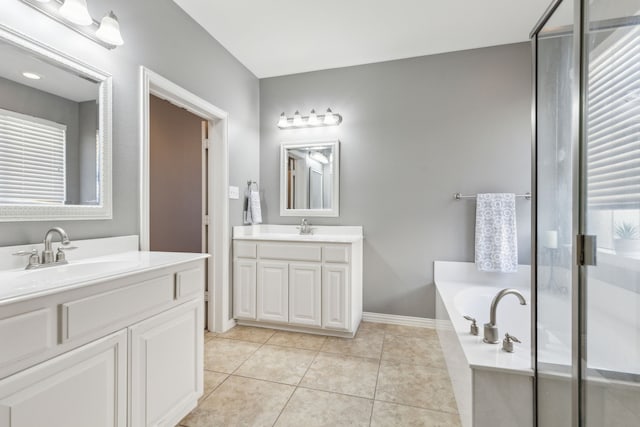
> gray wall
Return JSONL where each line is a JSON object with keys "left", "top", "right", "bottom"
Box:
{"left": 260, "top": 43, "right": 532, "bottom": 318}
{"left": 0, "top": 0, "right": 259, "bottom": 245}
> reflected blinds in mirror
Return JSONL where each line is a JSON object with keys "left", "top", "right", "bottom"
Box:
{"left": 587, "top": 25, "right": 640, "bottom": 209}
{"left": 0, "top": 108, "right": 66, "bottom": 205}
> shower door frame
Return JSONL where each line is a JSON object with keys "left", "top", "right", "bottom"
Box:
{"left": 530, "top": 0, "right": 585, "bottom": 426}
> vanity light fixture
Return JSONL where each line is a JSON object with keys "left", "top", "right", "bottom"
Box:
{"left": 19, "top": 0, "right": 124, "bottom": 49}
{"left": 277, "top": 108, "right": 343, "bottom": 129}
{"left": 22, "top": 72, "right": 42, "bottom": 80}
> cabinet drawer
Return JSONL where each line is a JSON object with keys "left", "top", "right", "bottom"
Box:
{"left": 0, "top": 309, "right": 54, "bottom": 366}
{"left": 61, "top": 275, "right": 174, "bottom": 342}
{"left": 323, "top": 246, "right": 350, "bottom": 263}
{"left": 259, "top": 244, "right": 321, "bottom": 262}
{"left": 176, "top": 268, "right": 204, "bottom": 299}
{"left": 234, "top": 241, "right": 257, "bottom": 259}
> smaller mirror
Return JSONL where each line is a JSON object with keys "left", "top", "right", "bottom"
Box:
{"left": 280, "top": 140, "right": 339, "bottom": 217}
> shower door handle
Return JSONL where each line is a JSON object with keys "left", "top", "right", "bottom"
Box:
{"left": 577, "top": 235, "right": 597, "bottom": 266}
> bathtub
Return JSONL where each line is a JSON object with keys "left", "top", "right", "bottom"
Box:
{"left": 434, "top": 261, "right": 533, "bottom": 427}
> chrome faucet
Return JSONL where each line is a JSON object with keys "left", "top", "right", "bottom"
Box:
{"left": 483, "top": 288, "right": 527, "bottom": 344}
{"left": 12, "top": 227, "right": 75, "bottom": 270}
{"left": 43, "top": 227, "right": 71, "bottom": 263}
{"left": 297, "top": 218, "right": 313, "bottom": 235}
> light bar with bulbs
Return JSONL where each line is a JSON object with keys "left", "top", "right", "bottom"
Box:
{"left": 277, "top": 108, "right": 343, "bottom": 129}
{"left": 19, "top": 0, "right": 124, "bottom": 49}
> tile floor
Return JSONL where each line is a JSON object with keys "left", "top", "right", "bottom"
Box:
{"left": 179, "top": 322, "right": 461, "bottom": 427}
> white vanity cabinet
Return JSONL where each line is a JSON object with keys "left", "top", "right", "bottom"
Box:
{"left": 232, "top": 226, "right": 363, "bottom": 337}
{"left": 0, "top": 255, "right": 207, "bottom": 427}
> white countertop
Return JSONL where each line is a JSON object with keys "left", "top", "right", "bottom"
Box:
{"left": 233, "top": 225, "right": 363, "bottom": 243}
{"left": 0, "top": 251, "right": 209, "bottom": 306}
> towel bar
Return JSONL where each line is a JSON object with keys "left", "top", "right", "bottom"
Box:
{"left": 454, "top": 192, "right": 531, "bottom": 200}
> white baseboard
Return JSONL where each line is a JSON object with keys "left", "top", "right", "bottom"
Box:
{"left": 362, "top": 312, "right": 436, "bottom": 329}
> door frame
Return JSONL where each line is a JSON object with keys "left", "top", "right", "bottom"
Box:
{"left": 139, "top": 66, "right": 234, "bottom": 333}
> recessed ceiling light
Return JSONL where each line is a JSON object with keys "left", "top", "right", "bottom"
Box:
{"left": 22, "top": 72, "right": 42, "bottom": 80}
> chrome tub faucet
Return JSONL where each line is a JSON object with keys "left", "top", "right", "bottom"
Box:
{"left": 483, "top": 288, "right": 527, "bottom": 344}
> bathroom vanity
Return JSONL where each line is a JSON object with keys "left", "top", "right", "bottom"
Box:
{"left": 232, "top": 225, "right": 363, "bottom": 337}
{"left": 0, "top": 239, "right": 207, "bottom": 427}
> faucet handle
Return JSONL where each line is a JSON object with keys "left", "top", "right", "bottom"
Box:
{"left": 502, "top": 333, "right": 521, "bottom": 353}
{"left": 55, "top": 246, "right": 77, "bottom": 262}
{"left": 463, "top": 315, "right": 479, "bottom": 336}
{"left": 13, "top": 249, "right": 40, "bottom": 269}
{"left": 12, "top": 249, "right": 38, "bottom": 256}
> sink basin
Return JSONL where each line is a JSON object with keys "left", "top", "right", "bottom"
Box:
{"left": 233, "top": 224, "right": 363, "bottom": 243}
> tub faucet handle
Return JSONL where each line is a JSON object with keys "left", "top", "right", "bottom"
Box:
{"left": 463, "top": 315, "right": 479, "bottom": 336}
{"left": 502, "top": 333, "right": 521, "bottom": 353}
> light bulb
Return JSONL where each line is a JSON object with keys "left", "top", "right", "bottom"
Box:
{"left": 35, "top": 0, "right": 51, "bottom": 2}
{"left": 323, "top": 108, "right": 337, "bottom": 125}
{"left": 22, "top": 72, "right": 42, "bottom": 80}
{"left": 59, "top": 0, "right": 92, "bottom": 26}
{"left": 96, "top": 11, "right": 124, "bottom": 46}
{"left": 277, "top": 113, "right": 289, "bottom": 128}
{"left": 308, "top": 109, "right": 319, "bottom": 126}
{"left": 293, "top": 110, "right": 303, "bottom": 127}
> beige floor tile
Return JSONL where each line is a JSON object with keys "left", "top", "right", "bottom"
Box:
{"left": 274, "top": 388, "right": 373, "bottom": 427}
{"left": 300, "top": 352, "right": 379, "bottom": 398}
{"left": 235, "top": 344, "right": 317, "bottom": 385}
{"left": 204, "top": 331, "right": 217, "bottom": 342}
{"left": 357, "top": 321, "right": 387, "bottom": 333}
{"left": 218, "top": 325, "right": 276, "bottom": 343}
{"left": 267, "top": 330, "right": 328, "bottom": 350}
{"left": 384, "top": 324, "right": 438, "bottom": 339}
{"left": 181, "top": 376, "right": 294, "bottom": 427}
{"left": 203, "top": 337, "right": 260, "bottom": 373}
{"left": 320, "top": 329, "right": 384, "bottom": 359}
{"left": 371, "top": 401, "right": 461, "bottom": 427}
{"left": 200, "top": 371, "right": 228, "bottom": 400}
{"left": 376, "top": 361, "right": 458, "bottom": 413}
{"left": 382, "top": 334, "right": 446, "bottom": 369}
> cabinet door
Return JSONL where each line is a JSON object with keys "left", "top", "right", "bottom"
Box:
{"left": 289, "top": 263, "right": 322, "bottom": 327}
{"left": 322, "top": 265, "right": 350, "bottom": 330}
{"left": 257, "top": 261, "right": 289, "bottom": 323}
{"left": 233, "top": 260, "right": 257, "bottom": 320}
{"left": 0, "top": 330, "right": 127, "bottom": 427}
{"left": 129, "top": 299, "right": 203, "bottom": 427}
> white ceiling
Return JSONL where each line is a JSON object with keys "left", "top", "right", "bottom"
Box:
{"left": 0, "top": 42, "right": 98, "bottom": 103}
{"left": 173, "top": 0, "right": 552, "bottom": 78}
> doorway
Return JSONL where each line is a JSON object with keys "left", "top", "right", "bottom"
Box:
{"left": 139, "top": 67, "right": 232, "bottom": 333}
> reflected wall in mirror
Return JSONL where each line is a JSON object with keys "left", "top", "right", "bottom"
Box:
{"left": 280, "top": 140, "right": 339, "bottom": 217}
{"left": 0, "top": 25, "right": 111, "bottom": 221}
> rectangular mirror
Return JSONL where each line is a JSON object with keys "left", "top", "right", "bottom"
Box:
{"left": 0, "top": 24, "right": 112, "bottom": 221}
{"left": 280, "top": 140, "right": 339, "bottom": 217}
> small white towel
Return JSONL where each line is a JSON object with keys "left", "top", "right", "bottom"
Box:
{"left": 475, "top": 193, "right": 517, "bottom": 273}
{"left": 244, "top": 190, "right": 262, "bottom": 224}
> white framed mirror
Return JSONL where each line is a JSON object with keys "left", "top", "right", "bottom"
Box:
{"left": 280, "top": 140, "right": 339, "bottom": 217}
{"left": 0, "top": 24, "right": 112, "bottom": 221}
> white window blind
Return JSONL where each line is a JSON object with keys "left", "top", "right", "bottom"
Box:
{"left": 0, "top": 108, "right": 66, "bottom": 205}
{"left": 587, "top": 25, "right": 640, "bottom": 209}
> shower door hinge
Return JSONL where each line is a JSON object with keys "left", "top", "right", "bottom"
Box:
{"left": 203, "top": 139, "right": 210, "bottom": 150}
{"left": 577, "top": 234, "right": 597, "bottom": 266}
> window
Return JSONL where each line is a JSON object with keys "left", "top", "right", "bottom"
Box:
{"left": 0, "top": 108, "right": 66, "bottom": 205}
{"left": 587, "top": 25, "right": 640, "bottom": 250}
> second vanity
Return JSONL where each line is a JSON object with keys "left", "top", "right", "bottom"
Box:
{"left": 233, "top": 225, "right": 363, "bottom": 337}
{"left": 0, "top": 236, "right": 207, "bottom": 427}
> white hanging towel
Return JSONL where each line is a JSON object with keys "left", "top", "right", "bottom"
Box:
{"left": 475, "top": 193, "right": 518, "bottom": 273}
{"left": 249, "top": 190, "right": 262, "bottom": 224}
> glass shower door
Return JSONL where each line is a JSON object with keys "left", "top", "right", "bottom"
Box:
{"left": 582, "top": 1, "right": 640, "bottom": 425}
{"left": 534, "top": 1, "right": 577, "bottom": 425}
